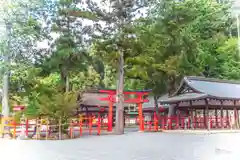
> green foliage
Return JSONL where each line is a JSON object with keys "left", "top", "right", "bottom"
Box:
{"left": 124, "top": 0, "right": 233, "bottom": 95}
{"left": 39, "top": 0, "right": 96, "bottom": 92}
{"left": 216, "top": 38, "right": 240, "bottom": 79}
{"left": 38, "top": 91, "right": 79, "bottom": 122}
{"left": 70, "top": 66, "right": 101, "bottom": 90}
{"left": 2, "top": 0, "right": 240, "bottom": 120}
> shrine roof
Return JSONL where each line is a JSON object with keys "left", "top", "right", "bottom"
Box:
{"left": 81, "top": 91, "right": 154, "bottom": 108}
{"left": 159, "top": 93, "right": 208, "bottom": 104}
{"left": 159, "top": 76, "right": 240, "bottom": 104}
{"left": 99, "top": 88, "right": 152, "bottom": 94}
{"left": 81, "top": 92, "right": 109, "bottom": 106}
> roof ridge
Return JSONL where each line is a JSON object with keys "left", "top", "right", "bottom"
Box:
{"left": 186, "top": 76, "right": 240, "bottom": 84}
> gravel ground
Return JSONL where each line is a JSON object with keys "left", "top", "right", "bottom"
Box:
{"left": 1, "top": 131, "right": 240, "bottom": 160}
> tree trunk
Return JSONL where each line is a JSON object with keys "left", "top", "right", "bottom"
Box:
{"left": 167, "top": 75, "right": 176, "bottom": 95}
{"left": 58, "top": 118, "right": 62, "bottom": 140}
{"left": 59, "top": 64, "right": 69, "bottom": 92}
{"left": 65, "top": 75, "right": 69, "bottom": 92}
{"left": 154, "top": 96, "right": 160, "bottom": 125}
{"left": 116, "top": 49, "right": 124, "bottom": 135}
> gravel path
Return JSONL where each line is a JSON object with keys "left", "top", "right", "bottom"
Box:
{"left": 1, "top": 132, "right": 240, "bottom": 160}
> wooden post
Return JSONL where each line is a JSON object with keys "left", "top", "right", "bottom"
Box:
{"left": 203, "top": 108, "right": 206, "bottom": 129}
{"left": 108, "top": 101, "right": 113, "bottom": 132}
{"left": 154, "top": 112, "right": 158, "bottom": 131}
{"left": 220, "top": 102, "right": 224, "bottom": 129}
{"left": 191, "top": 109, "right": 194, "bottom": 129}
{"left": 58, "top": 118, "right": 61, "bottom": 140}
{"left": 115, "top": 48, "right": 125, "bottom": 135}
{"left": 89, "top": 116, "right": 92, "bottom": 135}
{"left": 215, "top": 108, "right": 218, "bottom": 128}
{"left": 189, "top": 101, "right": 194, "bottom": 129}
{"left": 161, "top": 116, "right": 165, "bottom": 129}
{"left": 205, "top": 99, "right": 210, "bottom": 130}
{"left": 176, "top": 109, "right": 179, "bottom": 129}
{"left": 70, "top": 121, "right": 73, "bottom": 139}
{"left": 25, "top": 119, "right": 29, "bottom": 137}
{"left": 226, "top": 109, "right": 229, "bottom": 128}
{"left": 97, "top": 112, "right": 101, "bottom": 135}
{"left": 79, "top": 117, "right": 82, "bottom": 137}
{"left": 176, "top": 103, "right": 180, "bottom": 129}
{"left": 187, "top": 116, "right": 190, "bottom": 129}
{"left": 13, "top": 120, "right": 16, "bottom": 139}
{"left": 194, "top": 109, "right": 197, "bottom": 129}
{"left": 237, "top": 109, "right": 240, "bottom": 128}
{"left": 234, "top": 101, "right": 237, "bottom": 129}
{"left": 46, "top": 119, "right": 49, "bottom": 140}
{"left": 138, "top": 96, "right": 144, "bottom": 131}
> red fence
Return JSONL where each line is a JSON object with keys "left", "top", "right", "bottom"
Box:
{"left": 143, "top": 115, "right": 233, "bottom": 132}
{"left": 9, "top": 115, "right": 109, "bottom": 139}
{"left": 6, "top": 115, "right": 236, "bottom": 137}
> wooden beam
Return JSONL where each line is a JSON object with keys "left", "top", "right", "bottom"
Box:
{"left": 99, "top": 89, "right": 151, "bottom": 95}
{"left": 99, "top": 97, "right": 149, "bottom": 103}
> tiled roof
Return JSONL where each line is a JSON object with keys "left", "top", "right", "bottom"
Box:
{"left": 81, "top": 92, "right": 157, "bottom": 108}
{"left": 160, "top": 76, "right": 240, "bottom": 104}
{"left": 159, "top": 93, "right": 208, "bottom": 104}
{"left": 184, "top": 76, "right": 240, "bottom": 99}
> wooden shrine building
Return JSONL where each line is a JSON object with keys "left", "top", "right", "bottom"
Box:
{"left": 159, "top": 76, "right": 240, "bottom": 130}
{"left": 78, "top": 89, "right": 152, "bottom": 131}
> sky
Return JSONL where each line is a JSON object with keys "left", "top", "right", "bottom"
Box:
{"left": 232, "top": 0, "right": 240, "bottom": 14}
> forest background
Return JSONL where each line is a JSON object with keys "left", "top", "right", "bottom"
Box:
{"left": 0, "top": 0, "right": 238, "bottom": 120}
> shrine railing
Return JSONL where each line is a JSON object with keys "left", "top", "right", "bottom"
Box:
{"left": 143, "top": 115, "right": 237, "bottom": 132}
{"left": 0, "top": 115, "right": 109, "bottom": 140}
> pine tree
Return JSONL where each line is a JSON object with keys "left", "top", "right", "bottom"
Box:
{"left": 86, "top": 0, "right": 149, "bottom": 134}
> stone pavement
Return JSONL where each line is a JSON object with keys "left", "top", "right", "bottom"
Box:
{"left": 162, "top": 129, "right": 240, "bottom": 134}
{"left": 1, "top": 131, "right": 240, "bottom": 160}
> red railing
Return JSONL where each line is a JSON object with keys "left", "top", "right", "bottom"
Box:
{"left": 143, "top": 115, "right": 233, "bottom": 131}
{"left": 10, "top": 115, "right": 109, "bottom": 139}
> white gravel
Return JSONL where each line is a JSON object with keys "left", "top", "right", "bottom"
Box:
{"left": 1, "top": 132, "right": 240, "bottom": 160}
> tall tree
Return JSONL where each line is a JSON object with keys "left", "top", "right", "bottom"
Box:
{"left": 126, "top": 0, "right": 232, "bottom": 95}
{"left": 36, "top": 0, "right": 92, "bottom": 92}
{"left": 87, "top": 0, "right": 149, "bottom": 134}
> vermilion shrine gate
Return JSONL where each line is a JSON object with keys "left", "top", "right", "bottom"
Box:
{"left": 99, "top": 89, "right": 151, "bottom": 132}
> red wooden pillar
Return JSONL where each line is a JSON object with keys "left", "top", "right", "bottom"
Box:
{"left": 188, "top": 116, "right": 191, "bottom": 129}
{"left": 220, "top": 106, "right": 223, "bottom": 129}
{"left": 154, "top": 112, "right": 158, "bottom": 131}
{"left": 181, "top": 117, "right": 184, "bottom": 129}
{"left": 226, "top": 109, "right": 229, "bottom": 128}
{"left": 99, "top": 89, "right": 151, "bottom": 132}
{"left": 215, "top": 109, "right": 218, "bottom": 128}
{"left": 234, "top": 107, "right": 237, "bottom": 129}
{"left": 210, "top": 116, "right": 213, "bottom": 129}
{"left": 79, "top": 117, "right": 82, "bottom": 137}
{"left": 97, "top": 112, "right": 101, "bottom": 135}
{"left": 138, "top": 95, "right": 144, "bottom": 131}
{"left": 25, "top": 119, "right": 29, "bottom": 137}
{"left": 12, "top": 120, "right": 16, "bottom": 139}
{"left": 108, "top": 101, "right": 113, "bottom": 132}
{"left": 89, "top": 116, "right": 92, "bottom": 135}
